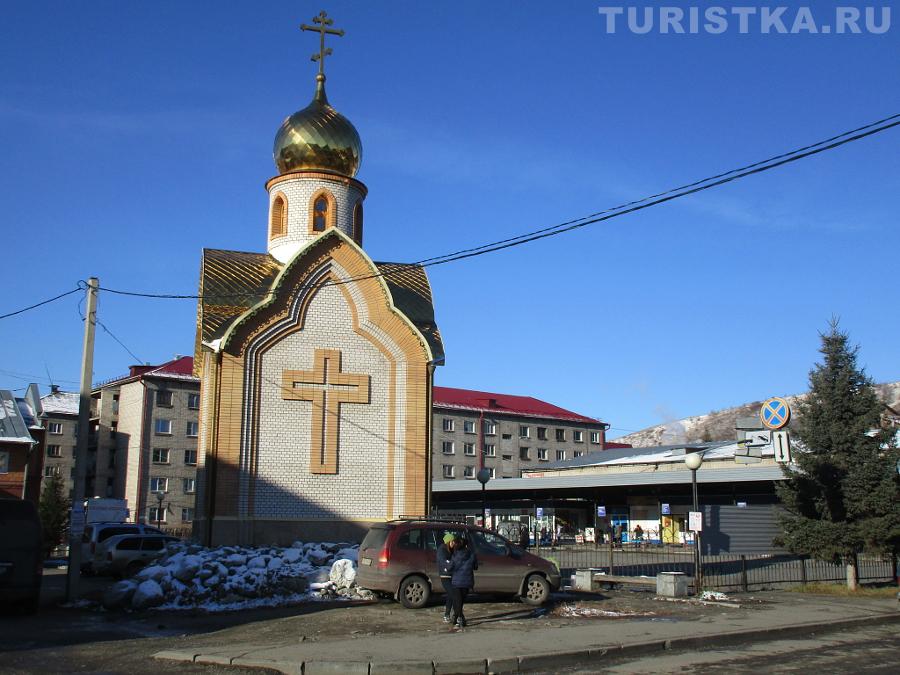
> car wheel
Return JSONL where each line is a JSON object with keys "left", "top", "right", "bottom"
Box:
{"left": 398, "top": 575, "right": 431, "bottom": 609}
{"left": 521, "top": 574, "right": 550, "bottom": 606}
{"left": 125, "top": 561, "right": 145, "bottom": 578}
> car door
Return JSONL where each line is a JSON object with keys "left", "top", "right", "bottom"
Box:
{"left": 470, "top": 530, "right": 517, "bottom": 593}
{"left": 140, "top": 537, "right": 167, "bottom": 563}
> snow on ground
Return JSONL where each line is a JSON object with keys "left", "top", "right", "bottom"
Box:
{"left": 101, "top": 540, "right": 373, "bottom": 612}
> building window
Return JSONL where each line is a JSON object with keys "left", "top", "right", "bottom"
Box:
{"left": 556, "top": 450, "right": 566, "bottom": 461}
{"left": 555, "top": 429, "right": 566, "bottom": 442}
{"left": 487, "top": 467, "right": 495, "bottom": 479}
{"left": 590, "top": 431, "right": 601, "bottom": 444}
{"left": 441, "top": 441, "right": 455, "bottom": 455}
{"left": 502, "top": 433, "right": 512, "bottom": 440}
{"left": 574, "top": 450, "right": 584, "bottom": 458}
{"left": 270, "top": 193, "right": 287, "bottom": 238}
{"left": 156, "top": 390, "right": 173, "bottom": 407}
{"left": 186, "top": 421, "right": 199, "bottom": 437}
{"left": 352, "top": 200, "right": 363, "bottom": 243}
{"left": 110, "top": 421, "right": 118, "bottom": 438}
{"left": 442, "top": 465, "right": 455, "bottom": 479}
{"left": 148, "top": 507, "right": 166, "bottom": 524}
{"left": 310, "top": 190, "right": 335, "bottom": 232}
{"left": 0, "top": 451, "right": 8, "bottom": 474}
{"left": 519, "top": 425, "right": 530, "bottom": 439}
{"left": 154, "top": 419, "right": 172, "bottom": 435}
{"left": 188, "top": 393, "right": 201, "bottom": 410}
{"left": 112, "top": 394, "right": 119, "bottom": 415}
{"left": 184, "top": 449, "right": 198, "bottom": 466}
{"left": 502, "top": 454, "right": 513, "bottom": 461}
{"left": 43, "top": 465, "right": 61, "bottom": 477}
{"left": 183, "top": 478, "right": 196, "bottom": 494}
{"left": 181, "top": 507, "right": 195, "bottom": 522}
{"left": 483, "top": 444, "right": 496, "bottom": 457}
{"left": 537, "top": 448, "right": 548, "bottom": 461}
{"left": 46, "top": 445, "right": 62, "bottom": 458}
{"left": 463, "top": 466, "right": 475, "bottom": 479}
{"left": 442, "top": 418, "right": 455, "bottom": 432}
{"left": 48, "top": 422, "right": 62, "bottom": 435}
{"left": 483, "top": 421, "right": 496, "bottom": 435}
{"left": 152, "top": 448, "right": 170, "bottom": 464}
{"left": 150, "top": 477, "right": 168, "bottom": 492}
{"left": 463, "top": 442, "right": 475, "bottom": 456}
{"left": 519, "top": 446, "right": 530, "bottom": 461}
{"left": 537, "top": 427, "right": 548, "bottom": 441}
{"left": 573, "top": 430, "right": 584, "bottom": 443}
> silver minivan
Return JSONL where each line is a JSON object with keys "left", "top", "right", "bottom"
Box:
{"left": 81, "top": 523, "right": 164, "bottom": 573}
{"left": 94, "top": 534, "right": 179, "bottom": 577}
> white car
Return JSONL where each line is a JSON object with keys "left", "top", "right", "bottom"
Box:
{"left": 81, "top": 523, "right": 164, "bottom": 573}
{"left": 94, "top": 534, "right": 180, "bottom": 577}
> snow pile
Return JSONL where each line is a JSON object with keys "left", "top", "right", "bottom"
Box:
{"left": 101, "top": 540, "right": 374, "bottom": 612}
{"left": 700, "top": 590, "right": 730, "bottom": 602}
{"left": 555, "top": 603, "right": 655, "bottom": 619}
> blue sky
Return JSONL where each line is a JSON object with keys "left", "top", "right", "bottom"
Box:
{"left": 1, "top": 1, "right": 898, "bottom": 437}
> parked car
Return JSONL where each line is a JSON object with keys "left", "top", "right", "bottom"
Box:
{"left": 0, "top": 498, "right": 43, "bottom": 614}
{"left": 81, "top": 522, "right": 164, "bottom": 573}
{"left": 356, "top": 519, "right": 561, "bottom": 608}
{"left": 94, "top": 533, "right": 180, "bottom": 577}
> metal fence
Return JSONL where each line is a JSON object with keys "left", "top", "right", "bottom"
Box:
{"left": 533, "top": 543, "right": 896, "bottom": 591}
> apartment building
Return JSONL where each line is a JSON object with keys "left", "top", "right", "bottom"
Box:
{"left": 91, "top": 356, "right": 200, "bottom": 532}
{"left": 39, "top": 386, "right": 80, "bottom": 497}
{"left": 432, "top": 386, "right": 624, "bottom": 481}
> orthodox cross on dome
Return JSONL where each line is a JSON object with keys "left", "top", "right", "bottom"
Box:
{"left": 282, "top": 349, "right": 370, "bottom": 475}
{"left": 300, "top": 10, "right": 345, "bottom": 79}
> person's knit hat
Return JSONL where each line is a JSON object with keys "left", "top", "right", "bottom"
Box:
{"left": 443, "top": 532, "right": 456, "bottom": 544}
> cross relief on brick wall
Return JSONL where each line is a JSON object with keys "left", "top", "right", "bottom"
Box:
{"left": 281, "top": 348, "right": 371, "bottom": 474}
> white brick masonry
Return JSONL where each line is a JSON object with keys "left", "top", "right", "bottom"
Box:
{"left": 267, "top": 174, "right": 365, "bottom": 263}
{"left": 242, "top": 259, "right": 409, "bottom": 521}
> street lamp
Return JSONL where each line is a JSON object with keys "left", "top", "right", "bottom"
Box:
{"left": 684, "top": 452, "right": 703, "bottom": 592}
{"left": 154, "top": 490, "right": 166, "bottom": 530}
{"left": 476, "top": 468, "right": 491, "bottom": 529}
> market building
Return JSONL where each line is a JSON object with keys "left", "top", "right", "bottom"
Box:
{"left": 432, "top": 441, "right": 788, "bottom": 554}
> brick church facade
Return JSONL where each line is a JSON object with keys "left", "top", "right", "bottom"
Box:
{"left": 193, "top": 16, "right": 443, "bottom": 545}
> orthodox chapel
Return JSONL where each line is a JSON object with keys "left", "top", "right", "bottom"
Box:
{"left": 193, "top": 13, "right": 444, "bottom": 545}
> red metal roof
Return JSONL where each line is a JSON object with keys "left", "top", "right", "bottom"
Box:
{"left": 433, "top": 386, "right": 603, "bottom": 425}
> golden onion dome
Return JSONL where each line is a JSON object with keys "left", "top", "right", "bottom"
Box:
{"left": 273, "top": 75, "right": 362, "bottom": 177}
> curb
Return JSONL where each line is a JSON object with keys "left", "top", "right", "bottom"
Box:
{"left": 154, "top": 612, "right": 900, "bottom": 674}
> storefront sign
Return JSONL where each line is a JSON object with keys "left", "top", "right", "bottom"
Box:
{"left": 661, "top": 503, "right": 671, "bottom": 515}
{"left": 596, "top": 505, "right": 606, "bottom": 517}
{"left": 536, "top": 507, "right": 543, "bottom": 518}
{"left": 689, "top": 511, "right": 703, "bottom": 531}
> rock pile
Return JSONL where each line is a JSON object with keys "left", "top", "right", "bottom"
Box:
{"left": 101, "top": 540, "right": 373, "bottom": 611}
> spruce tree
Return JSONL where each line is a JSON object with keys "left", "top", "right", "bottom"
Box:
{"left": 38, "top": 474, "right": 69, "bottom": 558}
{"left": 775, "top": 321, "right": 899, "bottom": 589}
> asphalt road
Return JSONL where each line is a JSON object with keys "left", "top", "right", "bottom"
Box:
{"left": 568, "top": 623, "right": 900, "bottom": 674}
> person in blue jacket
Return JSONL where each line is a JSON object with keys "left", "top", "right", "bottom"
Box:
{"left": 446, "top": 535, "right": 478, "bottom": 628}
{"left": 436, "top": 532, "right": 455, "bottom": 622}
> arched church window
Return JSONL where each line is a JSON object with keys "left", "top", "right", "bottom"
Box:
{"left": 313, "top": 196, "right": 329, "bottom": 231}
{"left": 270, "top": 194, "right": 287, "bottom": 239}
{"left": 352, "top": 201, "right": 363, "bottom": 244}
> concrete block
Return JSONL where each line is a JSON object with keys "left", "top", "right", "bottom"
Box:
{"left": 433, "top": 658, "right": 487, "bottom": 674}
{"left": 486, "top": 657, "right": 519, "bottom": 674}
{"left": 232, "top": 656, "right": 302, "bottom": 675}
{"left": 370, "top": 661, "right": 434, "bottom": 675}
{"left": 305, "top": 661, "right": 370, "bottom": 675}
{"left": 153, "top": 649, "right": 201, "bottom": 662}
{"left": 517, "top": 650, "right": 592, "bottom": 671}
{"left": 573, "top": 569, "right": 596, "bottom": 592}
{"left": 656, "top": 572, "right": 688, "bottom": 598}
{"left": 195, "top": 652, "right": 241, "bottom": 665}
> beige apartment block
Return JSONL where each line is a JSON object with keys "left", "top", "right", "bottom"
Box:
{"left": 92, "top": 357, "right": 200, "bottom": 533}
{"left": 39, "top": 387, "right": 80, "bottom": 498}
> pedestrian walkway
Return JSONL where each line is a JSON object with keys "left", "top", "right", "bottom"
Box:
{"left": 155, "top": 592, "right": 900, "bottom": 674}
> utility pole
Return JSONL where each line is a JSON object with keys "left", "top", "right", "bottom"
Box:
{"left": 66, "top": 277, "right": 98, "bottom": 602}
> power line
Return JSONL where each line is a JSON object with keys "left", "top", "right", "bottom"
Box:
{"left": 96, "top": 319, "right": 144, "bottom": 364}
{"left": 0, "top": 287, "right": 81, "bottom": 320}
{"left": 5, "top": 112, "right": 900, "bottom": 310}
{"left": 90, "top": 111, "right": 900, "bottom": 299}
